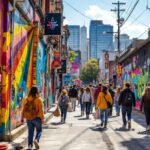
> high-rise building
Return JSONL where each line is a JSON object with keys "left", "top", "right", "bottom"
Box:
{"left": 89, "top": 20, "right": 113, "bottom": 59}
{"left": 114, "top": 34, "right": 131, "bottom": 51}
{"left": 68, "top": 25, "right": 80, "bottom": 51}
{"left": 80, "top": 26, "right": 88, "bottom": 66}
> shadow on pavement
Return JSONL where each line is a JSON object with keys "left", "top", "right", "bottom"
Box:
{"left": 74, "top": 115, "right": 82, "bottom": 118}
{"left": 90, "top": 126, "right": 107, "bottom": 132}
{"left": 50, "top": 122, "right": 63, "bottom": 126}
{"left": 114, "top": 127, "right": 135, "bottom": 132}
{"left": 120, "top": 137, "right": 150, "bottom": 150}
{"left": 138, "top": 130, "right": 150, "bottom": 135}
{"left": 78, "top": 118, "right": 90, "bottom": 120}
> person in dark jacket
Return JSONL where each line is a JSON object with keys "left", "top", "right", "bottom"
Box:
{"left": 119, "top": 83, "right": 136, "bottom": 129}
{"left": 140, "top": 86, "right": 150, "bottom": 131}
{"left": 108, "top": 83, "right": 115, "bottom": 116}
{"left": 68, "top": 85, "right": 78, "bottom": 111}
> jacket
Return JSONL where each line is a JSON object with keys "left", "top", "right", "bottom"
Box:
{"left": 82, "top": 92, "right": 92, "bottom": 103}
{"left": 96, "top": 92, "right": 113, "bottom": 109}
{"left": 22, "top": 96, "right": 44, "bottom": 120}
{"left": 69, "top": 88, "right": 78, "bottom": 98}
{"left": 140, "top": 96, "right": 150, "bottom": 111}
{"left": 118, "top": 88, "right": 136, "bottom": 107}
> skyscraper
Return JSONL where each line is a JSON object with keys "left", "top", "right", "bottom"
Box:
{"left": 114, "top": 34, "right": 131, "bottom": 51}
{"left": 68, "top": 25, "right": 80, "bottom": 51}
{"left": 80, "top": 26, "right": 88, "bottom": 66}
{"left": 89, "top": 20, "right": 113, "bottom": 59}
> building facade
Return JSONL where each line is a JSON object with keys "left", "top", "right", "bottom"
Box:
{"left": 89, "top": 20, "right": 113, "bottom": 59}
{"left": 68, "top": 25, "right": 80, "bottom": 51}
{"left": 80, "top": 26, "right": 88, "bottom": 66}
{"left": 118, "top": 38, "right": 150, "bottom": 110}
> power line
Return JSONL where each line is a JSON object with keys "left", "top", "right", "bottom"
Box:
{"left": 63, "top": 0, "right": 92, "bottom": 20}
{"left": 122, "top": 0, "right": 140, "bottom": 26}
{"left": 137, "top": 28, "right": 149, "bottom": 38}
{"left": 121, "top": 9, "right": 147, "bottom": 31}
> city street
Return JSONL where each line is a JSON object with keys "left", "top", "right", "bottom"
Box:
{"left": 23, "top": 107, "right": 150, "bottom": 150}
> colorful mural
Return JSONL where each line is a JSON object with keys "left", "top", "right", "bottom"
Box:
{"left": 122, "top": 58, "right": 150, "bottom": 110}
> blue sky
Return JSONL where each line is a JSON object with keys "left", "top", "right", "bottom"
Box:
{"left": 63, "top": 0, "right": 150, "bottom": 39}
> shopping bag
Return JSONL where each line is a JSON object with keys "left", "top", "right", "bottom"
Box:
{"left": 67, "top": 102, "right": 72, "bottom": 112}
{"left": 53, "top": 106, "right": 60, "bottom": 117}
{"left": 94, "top": 110, "right": 100, "bottom": 119}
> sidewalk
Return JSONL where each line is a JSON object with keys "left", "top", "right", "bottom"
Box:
{"left": 0, "top": 104, "right": 57, "bottom": 150}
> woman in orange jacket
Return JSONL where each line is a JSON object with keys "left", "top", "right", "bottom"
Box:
{"left": 96, "top": 86, "right": 113, "bottom": 128}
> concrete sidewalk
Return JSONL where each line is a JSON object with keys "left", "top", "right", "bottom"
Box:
{"left": 0, "top": 105, "right": 57, "bottom": 150}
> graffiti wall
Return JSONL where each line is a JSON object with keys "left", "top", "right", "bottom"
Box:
{"left": 122, "top": 53, "right": 150, "bottom": 110}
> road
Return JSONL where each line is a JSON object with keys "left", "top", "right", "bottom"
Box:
{"left": 25, "top": 106, "right": 150, "bottom": 150}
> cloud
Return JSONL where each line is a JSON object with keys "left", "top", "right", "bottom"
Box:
{"left": 85, "top": 5, "right": 148, "bottom": 39}
{"left": 63, "top": 19, "right": 70, "bottom": 25}
{"left": 85, "top": 5, "right": 116, "bottom": 26}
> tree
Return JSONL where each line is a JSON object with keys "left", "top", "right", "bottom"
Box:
{"left": 80, "top": 58, "right": 99, "bottom": 84}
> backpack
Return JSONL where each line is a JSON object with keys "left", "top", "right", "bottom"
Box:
{"left": 59, "top": 95, "right": 68, "bottom": 107}
{"left": 23, "top": 98, "right": 37, "bottom": 120}
{"left": 124, "top": 92, "right": 133, "bottom": 106}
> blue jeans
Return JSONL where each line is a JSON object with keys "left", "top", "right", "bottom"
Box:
{"left": 80, "top": 101, "right": 85, "bottom": 112}
{"left": 115, "top": 101, "right": 120, "bottom": 114}
{"left": 122, "top": 106, "right": 132, "bottom": 125}
{"left": 84, "top": 102, "right": 91, "bottom": 116}
{"left": 27, "top": 118, "right": 42, "bottom": 146}
{"left": 100, "top": 109, "right": 108, "bottom": 125}
{"left": 60, "top": 106, "right": 68, "bottom": 122}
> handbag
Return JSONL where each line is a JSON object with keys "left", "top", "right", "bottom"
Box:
{"left": 53, "top": 106, "right": 60, "bottom": 117}
{"left": 104, "top": 95, "right": 112, "bottom": 108}
{"left": 94, "top": 109, "right": 100, "bottom": 119}
{"left": 67, "top": 102, "right": 72, "bottom": 112}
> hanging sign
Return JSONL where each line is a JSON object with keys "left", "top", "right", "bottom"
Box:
{"left": 45, "top": 13, "right": 61, "bottom": 35}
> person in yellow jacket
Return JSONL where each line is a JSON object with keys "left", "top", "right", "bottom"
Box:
{"left": 96, "top": 86, "right": 113, "bottom": 128}
{"left": 21, "top": 86, "right": 44, "bottom": 150}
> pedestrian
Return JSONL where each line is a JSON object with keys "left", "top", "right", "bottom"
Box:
{"left": 108, "top": 83, "right": 115, "bottom": 116}
{"left": 79, "top": 87, "right": 85, "bottom": 116}
{"left": 140, "top": 86, "right": 150, "bottom": 131}
{"left": 58, "top": 89, "right": 70, "bottom": 123}
{"left": 119, "top": 83, "right": 136, "bottom": 129}
{"left": 89, "top": 84, "right": 95, "bottom": 113}
{"left": 114, "top": 86, "right": 121, "bottom": 116}
{"left": 68, "top": 85, "right": 78, "bottom": 111}
{"left": 21, "top": 86, "right": 44, "bottom": 150}
{"left": 94, "top": 83, "right": 102, "bottom": 107}
{"left": 82, "top": 87, "right": 92, "bottom": 119}
{"left": 96, "top": 86, "right": 113, "bottom": 128}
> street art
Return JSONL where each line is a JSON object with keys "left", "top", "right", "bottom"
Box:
{"left": 123, "top": 66, "right": 150, "bottom": 109}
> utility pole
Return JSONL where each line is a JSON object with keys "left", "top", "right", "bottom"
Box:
{"left": 111, "top": 1, "right": 126, "bottom": 55}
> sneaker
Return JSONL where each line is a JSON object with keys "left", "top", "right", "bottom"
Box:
{"left": 128, "top": 121, "right": 131, "bottom": 130}
{"left": 34, "top": 139, "right": 40, "bottom": 149}
{"left": 100, "top": 122, "right": 104, "bottom": 127}
{"left": 27, "top": 145, "right": 32, "bottom": 150}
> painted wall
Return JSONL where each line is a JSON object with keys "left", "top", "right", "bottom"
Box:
{"left": 121, "top": 50, "right": 150, "bottom": 110}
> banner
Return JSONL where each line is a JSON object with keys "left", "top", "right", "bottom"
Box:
{"left": 45, "top": 13, "right": 61, "bottom": 35}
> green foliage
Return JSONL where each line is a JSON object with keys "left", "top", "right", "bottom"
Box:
{"left": 69, "top": 50, "right": 77, "bottom": 62}
{"left": 80, "top": 58, "right": 99, "bottom": 84}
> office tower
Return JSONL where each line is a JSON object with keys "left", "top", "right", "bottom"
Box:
{"left": 68, "top": 25, "right": 80, "bottom": 51}
{"left": 80, "top": 26, "right": 88, "bottom": 66}
{"left": 89, "top": 20, "right": 113, "bottom": 59}
{"left": 114, "top": 34, "right": 131, "bottom": 51}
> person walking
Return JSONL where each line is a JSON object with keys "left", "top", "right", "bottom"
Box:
{"left": 79, "top": 87, "right": 85, "bottom": 116}
{"left": 94, "top": 83, "right": 102, "bottom": 107}
{"left": 21, "top": 86, "right": 44, "bottom": 150}
{"left": 82, "top": 87, "right": 92, "bottom": 119}
{"left": 96, "top": 86, "right": 113, "bottom": 128}
{"left": 58, "top": 89, "right": 69, "bottom": 123}
{"left": 119, "top": 83, "right": 136, "bottom": 129}
{"left": 108, "top": 83, "right": 115, "bottom": 116}
{"left": 140, "top": 86, "right": 150, "bottom": 131}
{"left": 68, "top": 85, "right": 78, "bottom": 111}
{"left": 89, "top": 84, "right": 95, "bottom": 113}
{"left": 115, "top": 87, "right": 121, "bottom": 116}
